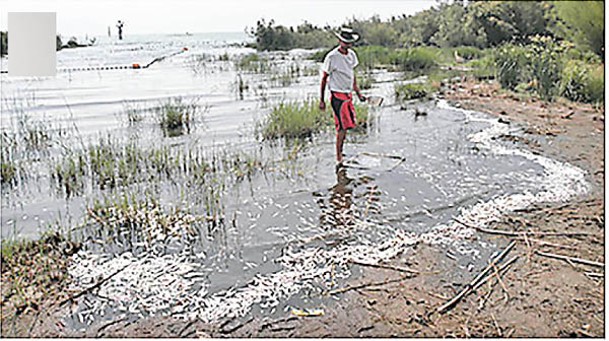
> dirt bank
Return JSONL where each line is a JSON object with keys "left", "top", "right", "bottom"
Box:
{"left": 3, "top": 80, "right": 604, "bottom": 337}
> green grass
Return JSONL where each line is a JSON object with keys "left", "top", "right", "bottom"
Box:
{"left": 395, "top": 82, "right": 434, "bottom": 101}
{"left": 390, "top": 47, "right": 439, "bottom": 71}
{"left": 357, "top": 71, "right": 374, "bottom": 90}
{"left": 259, "top": 99, "right": 373, "bottom": 140}
{"left": 236, "top": 53, "right": 270, "bottom": 73}
{"left": 155, "top": 97, "right": 199, "bottom": 136}
{"left": 259, "top": 100, "right": 327, "bottom": 139}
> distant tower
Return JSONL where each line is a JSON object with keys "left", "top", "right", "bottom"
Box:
{"left": 108, "top": 26, "right": 111, "bottom": 38}
{"left": 117, "top": 20, "right": 124, "bottom": 40}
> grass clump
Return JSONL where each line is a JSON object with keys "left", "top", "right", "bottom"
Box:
{"left": 236, "top": 53, "right": 270, "bottom": 73}
{"left": 259, "top": 100, "right": 326, "bottom": 139}
{"left": 155, "top": 97, "right": 199, "bottom": 136}
{"left": 395, "top": 82, "right": 434, "bottom": 101}
{"left": 1, "top": 138, "right": 18, "bottom": 185}
{"left": 259, "top": 99, "right": 373, "bottom": 140}
{"left": 52, "top": 151, "right": 87, "bottom": 197}
{"left": 390, "top": 47, "right": 438, "bottom": 72}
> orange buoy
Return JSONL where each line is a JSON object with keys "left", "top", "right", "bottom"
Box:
{"left": 182, "top": 47, "right": 188, "bottom": 51}
{"left": 132, "top": 63, "right": 141, "bottom": 69}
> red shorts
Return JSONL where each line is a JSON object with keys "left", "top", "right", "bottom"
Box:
{"left": 331, "top": 92, "right": 357, "bottom": 132}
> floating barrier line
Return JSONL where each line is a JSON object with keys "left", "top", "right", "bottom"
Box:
{"left": 0, "top": 47, "right": 188, "bottom": 74}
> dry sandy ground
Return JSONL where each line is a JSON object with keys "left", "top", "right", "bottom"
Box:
{"left": 2, "top": 80, "right": 604, "bottom": 338}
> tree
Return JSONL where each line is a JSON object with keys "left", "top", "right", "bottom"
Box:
{"left": 430, "top": 2, "right": 487, "bottom": 48}
{"left": 469, "top": 1, "right": 551, "bottom": 46}
{"left": 554, "top": 1, "right": 604, "bottom": 57}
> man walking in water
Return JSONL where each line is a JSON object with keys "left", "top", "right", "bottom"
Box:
{"left": 319, "top": 27, "right": 366, "bottom": 168}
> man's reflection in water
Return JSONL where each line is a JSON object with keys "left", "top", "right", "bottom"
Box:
{"left": 329, "top": 167, "right": 355, "bottom": 228}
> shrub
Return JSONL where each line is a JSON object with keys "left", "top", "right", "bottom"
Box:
{"left": 525, "top": 36, "right": 565, "bottom": 100}
{"left": 390, "top": 47, "right": 438, "bottom": 71}
{"left": 494, "top": 37, "right": 569, "bottom": 100}
{"left": 560, "top": 60, "right": 604, "bottom": 103}
{"left": 395, "top": 82, "right": 433, "bottom": 101}
{"left": 468, "top": 54, "right": 496, "bottom": 80}
{"left": 493, "top": 44, "right": 529, "bottom": 90}
{"left": 356, "top": 45, "right": 393, "bottom": 69}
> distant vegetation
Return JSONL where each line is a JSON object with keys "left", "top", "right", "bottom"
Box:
{"left": 1, "top": 32, "right": 6, "bottom": 56}
{"left": 250, "top": 1, "right": 603, "bottom": 104}
{"left": 0, "top": 32, "right": 94, "bottom": 56}
{"left": 248, "top": 20, "right": 335, "bottom": 51}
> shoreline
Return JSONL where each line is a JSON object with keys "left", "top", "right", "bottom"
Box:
{"left": 1, "top": 79, "right": 604, "bottom": 337}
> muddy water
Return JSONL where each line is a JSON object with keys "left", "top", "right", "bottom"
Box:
{"left": 0, "top": 34, "right": 588, "bottom": 331}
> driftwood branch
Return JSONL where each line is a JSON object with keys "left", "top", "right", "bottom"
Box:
{"left": 535, "top": 250, "right": 604, "bottom": 268}
{"left": 327, "top": 276, "right": 410, "bottom": 296}
{"left": 60, "top": 263, "right": 130, "bottom": 306}
{"left": 436, "top": 240, "right": 516, "bottom": 314}
{"left": 473, "top": 256, "right": 518, "bottom": 291}
{"left": 453, "top": 217, "right": 591, "bottom": 237}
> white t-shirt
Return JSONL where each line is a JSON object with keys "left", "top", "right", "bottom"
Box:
{"left": 322, "top": 47, "right": 359, "bottom": 93}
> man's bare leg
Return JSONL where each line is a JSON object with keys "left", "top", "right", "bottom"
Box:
{"left": 336, "top": 130, "right": 346, "bottom": 163}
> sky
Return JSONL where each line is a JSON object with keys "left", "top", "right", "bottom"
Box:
{"left": 0, "top": 0, "right": 436, "bottom": 36}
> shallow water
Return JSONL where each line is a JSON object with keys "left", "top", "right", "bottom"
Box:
{"left": 0, "top": 33, "right": 588, "bottom": 330}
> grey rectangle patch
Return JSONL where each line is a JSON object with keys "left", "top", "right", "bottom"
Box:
{"left": 8, "top": 12, "right": 56, "bottom": 77}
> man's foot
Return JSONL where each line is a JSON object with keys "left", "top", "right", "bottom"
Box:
{"left": 335, "top": 160, "right": 344, "bottom": 172}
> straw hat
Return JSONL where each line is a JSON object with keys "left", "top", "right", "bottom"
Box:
{"left": 334, "top": 27, "right": 360, "bottom": 44}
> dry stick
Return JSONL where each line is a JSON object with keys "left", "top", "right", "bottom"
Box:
{"left": 388, "top": 157, "right": 407, "bottom": 172}
{"left": 60, "top": 263, "right": 131, "bottom": 306}
{"left": 436, "top": 240, "right": 516, "bottom": 314}
{"left": 525, "top": 237, "right": 576, "bottom": 250}
{"left": 476, "top": 257, "right": 516, "bottom": 311}
{"left": 350, "top": 260, "right": 421, "bottom": 274}
{"left": 491, "top": 313, "right": 502, "bottom": 337}
{"left": 327, "top": 275, "right": 410, "bottom": 295}
{"left": 535, "top": 250, "right": 604, "bottom": 268}
{"left": 493, "top": 263, "right": 510, "bottom": 304}
{"left": 453, "top": 217, "right": 591, "bottom": 237}
{"left": 584, "top": 272, "right": 604, "bottom": 278}
{"left": 473, "top": 256, "right": 518, "bottom": 291}
{"left": 361, "top": 151, "right": 404, "bottom": 160}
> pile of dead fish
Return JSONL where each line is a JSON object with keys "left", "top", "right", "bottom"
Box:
{"left": 420, "top": 101, "right": 588, "bottom": 250}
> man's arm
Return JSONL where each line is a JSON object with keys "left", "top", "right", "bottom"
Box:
{"left": 320, "top": 71, "right": 329, "bottom": 111}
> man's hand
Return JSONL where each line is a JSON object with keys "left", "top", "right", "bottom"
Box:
{"left": 319, "top": 100, "right": 326, "bottom": 111}
{"left": 358, "top": 94, "right": 367, "bottom": 102}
